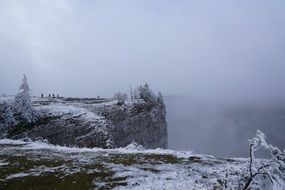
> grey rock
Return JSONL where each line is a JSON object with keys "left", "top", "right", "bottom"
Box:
{"left": 99, "top": 102, "right": 168, "bottom": 149}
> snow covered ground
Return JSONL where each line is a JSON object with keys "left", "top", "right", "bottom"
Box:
{"left": 1, "top": 139, "right": 283, "bottom": 190}
{"left": 38, "top": 103, "right": 103, "bottom": 120}
{"left": 0, "top": 97, "right": 284, "bottom": 189}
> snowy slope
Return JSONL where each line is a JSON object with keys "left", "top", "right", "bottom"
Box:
{"left": 0, "top": 139, "right": 284, "bottom": 190}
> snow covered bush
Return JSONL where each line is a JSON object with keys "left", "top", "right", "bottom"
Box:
{"left": 13, "top": 75, "right": 38, "bottom": 123}
{"left": 131, "top": 83, "right": 166, "bottom": 111}
{"left": 114, "top": 92, "right": 128, "bottom": 104}
{"left": 243, "top": 130, "right": 285, "bottom": 190}
{"left": 124, "top": 141, "right": 145, "bottom": 151}
{"left": 0, "top": 101, "right": 15, "bottom": 127}
{"left": 134, "top": 83, "right": 156, "bottom": 103}
{"left": 0, "top": 101, "right": 15, "bottom": 137}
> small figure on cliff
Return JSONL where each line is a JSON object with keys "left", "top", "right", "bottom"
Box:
{"left": 41, "top": 93, "right": 44, "bottom": 98}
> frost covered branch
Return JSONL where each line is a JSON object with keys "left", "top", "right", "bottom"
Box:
{"left": 243, "top": 130, "right": 285, "bottom": 190}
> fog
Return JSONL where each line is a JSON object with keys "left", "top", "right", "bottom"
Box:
{"left": 166, "top": 95, "right": 285, "bottom": 157}
{"left": 0, "top": 1, "right": 285, "bottom": 157}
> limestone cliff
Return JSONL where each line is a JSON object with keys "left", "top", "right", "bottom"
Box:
{"left": 98, "top": 101, "right": 168, "bottom": 149}
{"left": 0, "top": 97, "right": 168, "bottom": 149}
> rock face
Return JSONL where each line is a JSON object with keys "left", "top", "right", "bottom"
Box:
{"left": 26, "top": 114, "right": 115, "bottom": 148}
{"left": 99, "top": 102, "right": 168, "bottom": 149}
{"left": 1, "top": 97, "right": 168, "bottom": 149}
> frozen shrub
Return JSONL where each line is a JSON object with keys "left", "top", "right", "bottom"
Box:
{"left": 13, "top": 75, "right": 38, "bottom": 123}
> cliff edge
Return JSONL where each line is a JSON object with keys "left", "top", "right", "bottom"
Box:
{"left": 0, "top": 97, "right": 168, "bottom": 149}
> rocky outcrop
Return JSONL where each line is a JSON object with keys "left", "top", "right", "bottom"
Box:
{"left": 26, "top": 114, "right": 115, "bottom": 148}
{"left": 1, "top": 97, "right": 168, "bottom": 149}
{"left": 99, "top": 102, "right": 168, "bottom": 149}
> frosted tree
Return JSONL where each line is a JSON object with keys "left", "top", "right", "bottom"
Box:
{"left": 157, "top": 91, "right": 165, "bottom": 109}
{"left": 129, "top": 86, "right": 134, "bottom": 101}
{"left": 134, "top": 83, "right": 156, "bottom": 103}
{"left": 114, "top": 92, "right": 128, "bottom": 104}
{"left": 13, "top": 75, "right": 38, "bottom": 123}
{"left": 0, "top": 101, "right": 15, "bottom": 138}
{"left": 243, "top": 130, "right": 285, "bottom": 190}
{"left": 1, "top": 101, "right": 16, "bottom": 127}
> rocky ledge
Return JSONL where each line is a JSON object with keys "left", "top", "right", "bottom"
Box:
{"left": 1, "top": 97, "right": 168, "bottom": 149}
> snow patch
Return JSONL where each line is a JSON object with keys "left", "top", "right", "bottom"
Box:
{"left": 0, "top": 139, "right": 27, "bottom": 145}
{"left": 0, "top": 139, "right": 192, "bottom": 159}
{"left": 124, "top": 142, "right": 145, "bottom": 151}
{"left": 39, "top": 104, "right": 102, "bottom": 120}
{"left": 0, "top": 160, "right": 9, "bottom": 166}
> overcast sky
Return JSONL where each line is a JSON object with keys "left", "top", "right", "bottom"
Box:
{"left": 0, "top": 0, "right": 285, "bottom": 100}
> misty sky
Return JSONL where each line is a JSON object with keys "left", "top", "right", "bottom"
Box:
{"left": 1, "top": 0, "right": 285, "bottom": 100}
